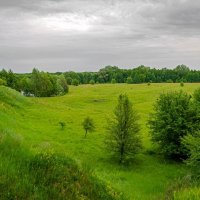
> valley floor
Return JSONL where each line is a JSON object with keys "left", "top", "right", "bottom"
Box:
{"left": 1, "top": 83, "right": 200, "bottom": 199}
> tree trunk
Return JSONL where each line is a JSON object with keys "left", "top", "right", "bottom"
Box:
{"left": 119, "top": 143, "right": 124, "bottom": 164}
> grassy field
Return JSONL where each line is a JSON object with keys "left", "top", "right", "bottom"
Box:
{"left": 1, "top": 83, "right": 200, "bottom": 199}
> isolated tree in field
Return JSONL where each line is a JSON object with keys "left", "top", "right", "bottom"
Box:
{"left": 149, "top": 91, "right": 200, "bottom": 160}
{"left": 82, "top": 117, "right": 95, "bottom": 138}
{"left": 59, "top": 121, "right": 66, "bottom": 130}
{"left": 106, "top": 94, "right": 141, "bottom": 164}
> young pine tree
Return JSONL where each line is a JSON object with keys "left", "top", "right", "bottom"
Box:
{"left": 106, "top": 94, "right": 141, "bottom": 164}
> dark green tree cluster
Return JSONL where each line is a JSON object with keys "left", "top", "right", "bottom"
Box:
{"left": 0, "top": 68, "right": 69, "bottom": 97}
{"left": 29, "top": 69, "right": 69, "bottom": 97}
{"left": 2, "top": 65, "right": 200, "bottom": 91}
{"left": 0, "top": 69, "right": 20, "bottom": 90}
{"left": 63, "top": 65, "right": 200, "bottom": 84}
{"left": 149, "top": 89, "right": 200, "bottom": 161}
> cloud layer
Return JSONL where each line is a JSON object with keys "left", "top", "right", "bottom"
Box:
{"left": 0, "top": 0, "right": 200, "bottom": 72}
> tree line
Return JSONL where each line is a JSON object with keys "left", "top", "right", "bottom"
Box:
{"left": 1, "top": 64, "right": 200, "bottom": 96}
{"left": 57, "top": 64, "right": 200, "bottom": 84}
{"left": 0, "top": 68, "right": 68, "bottom": 97}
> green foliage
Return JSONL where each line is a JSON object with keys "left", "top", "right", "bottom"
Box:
{"left": 56, "top": 74, "right": 69, "bottom": 95}
{"left": 3, "top": 65, "right": 200, "bottom": 92}
{"left": 193, "top": 87, "right": 200, "bottom": 103}
{"left": 167, "top": 79, "right": 173, "bottom": 83}
{"left": 82, "top": 117, "right": 95, "bottom": 138}
{"left": 180, "top": 82, "right": 184, "bottom": 87}
{"left": 7, "top": 69, "right": 20, "bottom": 90}
{"left": 59, "top": 121, "right": 66, "bottom": 130}
{"left": 89, "top": 79, "right": 95, "bottom": 85}
{"left": 0, "top": 78, "right": 7, "bottom": 86}
{"left": 19, "top": 69, "right": 69, "bottom": 97}
{"left": 20, "top": 77, "right": 32, "bottom": 96}
{"left": 66, "top": 76, "right": 73, "bottom": 85}
{"left": 111, "top": 79, "right": 116, "bottom": 84}
{"left": 182, "top": 132, "right": 200, "bottom": 178}
{"left": 72, "top": 79, "right": 79, "bottom": 86}
{"left": 106, "top": 94, "right": 141, "bottom": 164}
{"left": 126, "top": 77, "right": 133, "bottom": 84}
{"left": 149, "top": 91, "right": 200, "bottom": 160}
{"left": 31, "top": 68, "right": 55, "bottom": 97}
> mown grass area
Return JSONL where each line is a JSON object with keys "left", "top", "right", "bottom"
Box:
{"left": 1, "top": 83, "right": 200, "bottom": 199}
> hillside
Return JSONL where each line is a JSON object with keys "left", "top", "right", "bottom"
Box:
{"left": 1, "top": 83, "right": 200, "bottom": 199}
{"left": 0, "top": 86, "right": 123, "bottom": 200}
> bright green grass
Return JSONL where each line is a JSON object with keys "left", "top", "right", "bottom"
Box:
{"left": 1, "top": 83, "right": 200, "bottom": 199}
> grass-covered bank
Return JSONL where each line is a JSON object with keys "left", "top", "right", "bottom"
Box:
{"left": 0, "top": 130, "right": 123, "bottom": 200}
{"left": 1, "top": 83, "right": 200, "bottom": 199}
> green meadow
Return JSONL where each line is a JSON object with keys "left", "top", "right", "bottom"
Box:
{"left": 1, "top": 83, "right": 200, "bottom": 199}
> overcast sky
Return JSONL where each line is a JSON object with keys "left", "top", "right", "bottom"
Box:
{"left": 0, "top": 0, "right": 200, "bottom": 72}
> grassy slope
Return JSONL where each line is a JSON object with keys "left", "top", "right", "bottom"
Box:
{"left": 1, "top": 83, "right": 200, "bottom": 199}
{"left": 0, "top": 86, "right": 123, "bottom": 200}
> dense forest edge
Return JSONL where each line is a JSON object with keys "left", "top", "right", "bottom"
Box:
{"left": 1, "top": 65, "right": 200, "bottom": 97}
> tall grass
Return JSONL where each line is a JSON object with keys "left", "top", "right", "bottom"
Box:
{"left": 0, "top": 130, "right": 124, "bottom": 200}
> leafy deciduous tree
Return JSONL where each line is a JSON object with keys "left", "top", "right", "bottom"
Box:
{"left": 82, "top": 117, "right": 95, "bottom": 138}
{"left": 149, "top": 91, "right": 200, "bottom": 160}
{"left": 182, "top": 131, "right": 200, "bottom": 178}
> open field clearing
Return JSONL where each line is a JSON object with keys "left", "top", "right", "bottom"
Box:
{"left": 1, "top": 83, "right": 200, "bottom": 199}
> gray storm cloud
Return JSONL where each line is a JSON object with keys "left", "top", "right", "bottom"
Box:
{"left": 0, "top": 0, "right": 200, "bottom": 72}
